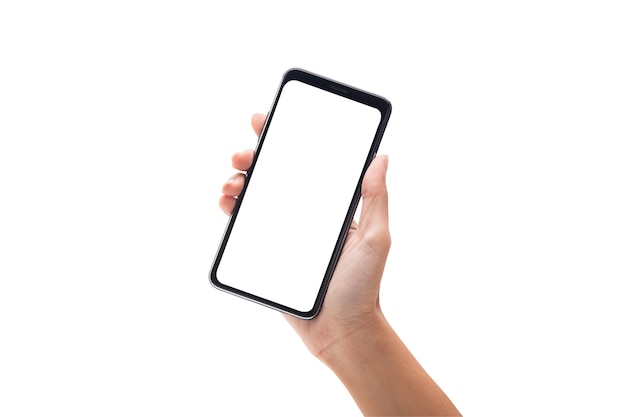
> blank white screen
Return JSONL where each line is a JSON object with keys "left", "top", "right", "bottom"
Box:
{"left": 217, "top": 80, "right": 381, "bottom": 313}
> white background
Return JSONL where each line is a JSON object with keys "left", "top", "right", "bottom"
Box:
{"left": 1, "top": 1, "right": 624, "bottom": 416}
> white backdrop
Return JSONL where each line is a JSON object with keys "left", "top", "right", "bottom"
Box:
{"left": 1, "top": 2, "right": 625, "bottom": 416}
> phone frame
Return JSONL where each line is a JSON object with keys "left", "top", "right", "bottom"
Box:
{"left": 210, "top": 68, "right": 392, "bottom": 319}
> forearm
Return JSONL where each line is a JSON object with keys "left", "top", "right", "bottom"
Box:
{"left": 319, "top": 313, "right": 461, "bottom": 416}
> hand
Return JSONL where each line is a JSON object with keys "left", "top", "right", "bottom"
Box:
{"left": 219, "top": 113, "right": 391, "bottom": 361}
{"left": 220, "top": 114, "right": 460, "bottom": 416}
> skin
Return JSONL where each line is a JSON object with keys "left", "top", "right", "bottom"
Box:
{"left": 219, "top": 113, "right": 461, "bottom": 416}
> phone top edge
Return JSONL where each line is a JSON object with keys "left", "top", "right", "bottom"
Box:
{"left": 281, "top": 68, "right": 392, "bottom": 113}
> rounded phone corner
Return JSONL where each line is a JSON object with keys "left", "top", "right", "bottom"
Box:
{"left": 287, "top": 305, "right": 321, "bottom": 321}
{"left": 282, "top": 67, "right": 306, "bottom": 83}
{"left": 209, "top": 267, "right": 222, "bottom": 289}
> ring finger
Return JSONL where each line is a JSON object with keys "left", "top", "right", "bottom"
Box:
{"left": 222, "top": 172, "right": 246, "bottom": 197}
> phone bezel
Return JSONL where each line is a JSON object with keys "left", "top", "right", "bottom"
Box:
{"left": 210, "top": 68, "right": 392, "bottom": 319}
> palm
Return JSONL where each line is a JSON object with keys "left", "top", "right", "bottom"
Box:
{"left": 284, "top": 217, "right": 389, "bottom": 357}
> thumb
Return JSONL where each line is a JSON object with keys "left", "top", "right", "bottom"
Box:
{"left": 358, "top": 155, "right": 390, "bottom": 244}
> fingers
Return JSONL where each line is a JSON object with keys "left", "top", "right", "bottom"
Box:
{"left": 232, "top": 149, "right": 254, "bottom": 171}
{"left": 251, "top": 113, "right": 266, "bottom": 137}
{"left": 219, "top": 114, "right": 265, "bottom": 216}
{"left": 219, "top": 194, "right": 236, "bottom": 215}
{"left": 231, "top": 114, "right": 265, "bottom": 171}
{"left": 222, "top": 172, "right": 245, "bottom": 196}
{"left": 219, "top": 172, "right": 246, "bottom": 215}
{"left": 358, "top": 155, "right": 391, "bottom": 248}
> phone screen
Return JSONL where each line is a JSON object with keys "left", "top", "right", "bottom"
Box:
{"left": 211, "top": 69, "right": 391, "bottom": 318}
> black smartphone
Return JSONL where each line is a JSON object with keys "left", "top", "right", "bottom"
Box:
{"left": 210, "top": 68, "right": 391, "bottom": 319}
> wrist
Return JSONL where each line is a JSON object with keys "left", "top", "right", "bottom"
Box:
{"left": 316, "top": 310, "right": 393, "bottom": 370}
{"left": 315, "top": 311, "right": 462, "bottom": 416}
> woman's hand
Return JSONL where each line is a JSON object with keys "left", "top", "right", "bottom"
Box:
{"left": 219, "top": 113, "right": 461, "bottom": 416}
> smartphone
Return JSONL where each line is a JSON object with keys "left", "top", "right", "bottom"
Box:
{"left": 210, "top": 68, "right": 391, "bottom": 319}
